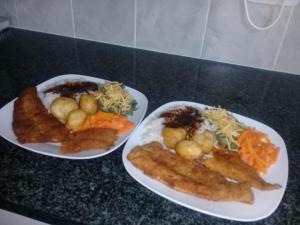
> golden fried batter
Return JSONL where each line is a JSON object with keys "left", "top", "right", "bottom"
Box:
{"left": 13, "top": 87, "right": 69, "bottom": 143}
{"left": 202, "top": 149, "right": 281, "bottom": 190}
{"left": 128, "top": 142, "right": 254, "bottom": 204}
{"left": 13, "top": 87, "right": 118, "bottom": 154}
{"left": 61, "top": 128, "right": 118, "bottom": 153}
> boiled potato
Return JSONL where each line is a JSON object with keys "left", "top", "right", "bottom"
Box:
{"left": 50, "top": 97, "right": 78, "bottom": 121}
{"left": 79, "top": 94, "right": 97, "bottom": 115}
{"left": 65, "top": 109, "right": 87, "bottom": 130}
{"left": 175, "top": 140, "right": 202, "bottom": 160}
{"left": 192, "top": 130, "right": 214, "bottom": 153}
{"left": 162, "top": 127, "right": 187, "bottom": 149}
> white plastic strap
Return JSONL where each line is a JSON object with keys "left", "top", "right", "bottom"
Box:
{"left": 244, "top": 0, "right": 285, "bottom": 30}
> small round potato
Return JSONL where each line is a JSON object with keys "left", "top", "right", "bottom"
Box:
{"left": 65, "top": 109, "right": 87, "bottom": 130}
{"left": 50, "top": 97, "right": 78, "bottom": 121}
{"left": 192, "top": 130, "right": 214, "bottom": 153}
{"left": 162, "top": 127, "right": 187, "bottom": 149}
{"left": 79, "top": 94, "right": 97, "bottom": 115}
{"left": 175, "top": 140, "right": 202, "bottom": 160}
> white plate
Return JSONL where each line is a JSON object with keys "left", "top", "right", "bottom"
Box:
{"left": 122, "top": 101, "right": 288, "bottom": 222}
{"left": 0, "top": 74, "right": 148, "bottom": 159}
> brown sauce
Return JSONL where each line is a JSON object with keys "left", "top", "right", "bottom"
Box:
{"left": 44, "top": 81, "right": 98, "bottom": 98}
{"left": 160, "top": 106, "right": 203, "bottom": 139}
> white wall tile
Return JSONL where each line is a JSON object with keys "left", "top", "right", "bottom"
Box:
{"left": 73, "top": 0, "right": 135, "bottom": 47}
{"left": 275, "top": 5, "right": 300, "bottom": 75}
{"left": 0, "top": 0, "right": 18, "bottom": 25}
{"left": 136, "top": 0, "right": 210, "bottom": 58}
{"left": 15, "top": 0, "right": 73, "bottom": 37}
{"left": 203, "top": 0, "right": 291, "bottom": 69}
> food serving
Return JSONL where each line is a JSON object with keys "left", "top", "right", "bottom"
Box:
{"left": 127, "top": 104, "right": 283, "bottom": 205}
{"left": 12, "top": 78, "right": 137, "bottom": 154}
{"left": 0, "top": 74, "right": 147, "bottom": 159}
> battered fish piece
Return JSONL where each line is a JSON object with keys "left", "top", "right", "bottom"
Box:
{"left": 128, "top": 142, "right": 254, "bottom": 204}
{"left": 13, "top": 87, "right": 118, "bottom": 154}
{"left": 202, "top": 149, "right": 281, "bottom": 190}
{"left": 61, "top": 128, "right": 118, "bottom": 153}
{"left": 13, "top": 87, "right": 69, "bottom": 143}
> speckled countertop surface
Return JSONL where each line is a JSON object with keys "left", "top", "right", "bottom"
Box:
{"left": 0, "top": 28, "right": 300, "bottom": 225}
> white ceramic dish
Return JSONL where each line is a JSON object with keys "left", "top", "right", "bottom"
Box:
{"left": 0, "top": 74, "right": 148, "bottom": 159}
{"left": 122, "top": 101, "right": 288, "bottom": 222}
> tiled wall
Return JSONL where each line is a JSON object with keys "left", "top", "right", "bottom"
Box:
{"left": 1, "top": 0, "right": 300, "bottom": 75}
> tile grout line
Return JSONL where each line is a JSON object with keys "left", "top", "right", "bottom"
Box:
{"left": 199, "top": 0, "right": 211, "bottom": 59}
{"left": 272, "top": 5, "right": 294, "bottom": 70}
{"left": 70, "top": 0, "right": 76, "bottom": 38}
{"left": 134, "top": 0, "right": 137, "bottom": 48}
{"left": 13, "top": 0, "right": 20, "bottom": 26}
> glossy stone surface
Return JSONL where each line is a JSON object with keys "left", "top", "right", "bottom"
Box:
{"left": 0, "top": 28, "right": 300, "bottom": 225}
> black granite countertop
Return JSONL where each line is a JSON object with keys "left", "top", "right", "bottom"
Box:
{"left": 1, "top": 28, "right": 300, "bottom": 225}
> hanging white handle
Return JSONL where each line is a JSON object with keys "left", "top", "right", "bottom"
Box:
{"left": 244, "top": 0, "right": 285, "bottom": 30}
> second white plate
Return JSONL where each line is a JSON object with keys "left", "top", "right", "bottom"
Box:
{"left": 122, "top": 101, "right": 288, "bottom": 222}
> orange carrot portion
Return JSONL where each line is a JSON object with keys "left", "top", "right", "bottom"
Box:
{"left": 238, "top": 128, "right": 279, "bottom": 174}
{"left": 74, "top": 111, "right": 134, "bottom": 133}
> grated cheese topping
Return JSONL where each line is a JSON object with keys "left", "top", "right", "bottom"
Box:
{"left": 202, "top": 108, "right": 246, "bottom": 151}
{"left": 94, "top": 82, "right": 136, "bottom": 115}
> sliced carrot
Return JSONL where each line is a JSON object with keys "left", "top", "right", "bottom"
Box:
{"left": 238, "top": 129, "right": 279, "bottom": 174}
{"left": 74, "top": 111, "right": 134, "bottom": 133}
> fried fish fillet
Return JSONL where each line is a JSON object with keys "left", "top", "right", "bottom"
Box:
{"left": 202, "top": 149, "right": 281, "bottom": 190}
{"left": 128, "top": 142, "right": 254, "bottom": 204}
{"left": 61, "top": 128, "right": 118, "bottom": 153}
{"left": 13, "top": 86, "right": 70, "bottom": 143}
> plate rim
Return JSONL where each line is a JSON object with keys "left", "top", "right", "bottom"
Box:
{"left": 122, "top": 101, "right": 288, "bottom": 222}
{"left": 0, "top": 74, "right": 148, "bottom": 159}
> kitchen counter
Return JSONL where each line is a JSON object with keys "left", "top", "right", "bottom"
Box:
{"left": 0, "top": 28, "right": 300, "bottom": 225}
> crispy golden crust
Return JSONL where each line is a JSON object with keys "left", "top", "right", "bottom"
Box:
{"left": 13, "top": 87, "right": 118, "bottom": 154}
{"left": 202, "top": 149, "right": 281, "bottom": 190}
{"left": 128, "top": 142, "right": 254, "bottom": 204}
{"left": 13, "top": 87, "right": 70, "bottom": 143}
{"left": 61, "top": 128, "right": 118, "bottom": 153}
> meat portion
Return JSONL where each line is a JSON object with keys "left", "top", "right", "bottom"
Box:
{"left": 61, "top": 128, "right": 118, "bottom": 154}
{"left": 128, "top": 142, "right": 254, "bottom": 204}
{"left": 202, "top": 149, "right": 281, "bottom": 190}
{"left": 13, "top": 86, "right": 69, "bottom": 143}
